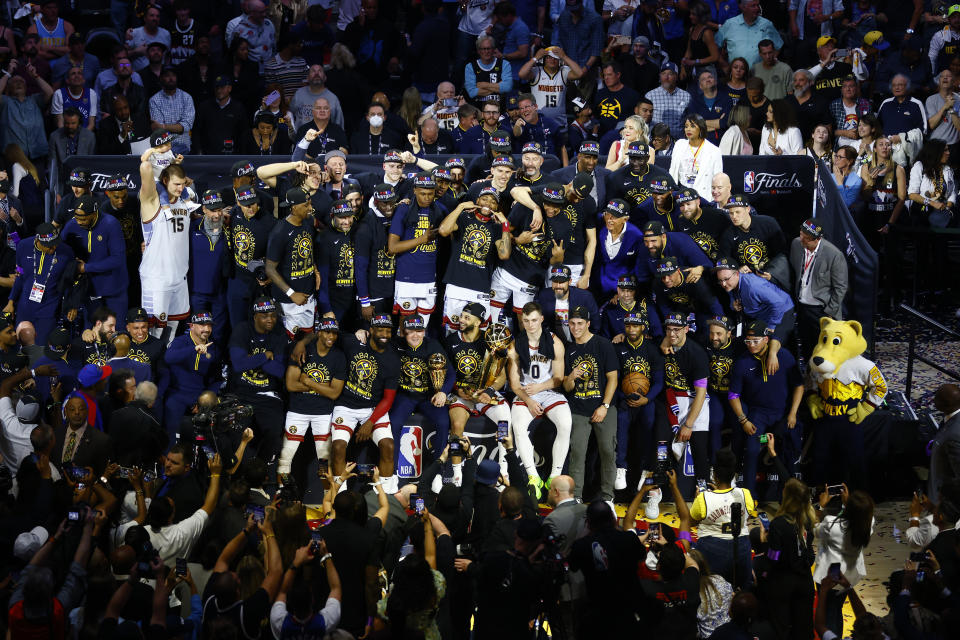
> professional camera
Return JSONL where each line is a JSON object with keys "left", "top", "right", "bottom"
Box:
{"left": 191, "top": 394, "right": 254, "bottom": 434}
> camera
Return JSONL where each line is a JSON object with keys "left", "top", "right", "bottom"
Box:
{"left": 497, "top": 420, "right": 509, "bottom": 442}
{"left": 448, "top": 437, "right": 463, "bottom": 455}
{"left": 827, "top": 484, "right": 844, "bottom": 496}
{"left": 653, "top": 441, "right": 671, "bottom": 486}
{"left": 456, "top": 542, "right": 476, "bottom": 558}
{"left": 357, "top": 464, "right": 375, "bottom": 484}
{"left": 192, "top": 394, "right": 254, "bottom": 434}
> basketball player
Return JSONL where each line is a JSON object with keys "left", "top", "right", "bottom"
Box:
{"left": 507, "top": 302, "right": 572, "bottom": 499}
{"left": 265, "top": 188, "right": 317, "bottom": 336}
{"left": 138, "top": 145, "right": 197, "bottom": 342}
{"left": 445, "top": 302, "right": 511, "bottom": 438}
{"left": 329, "top": 314, "right": 401, "bottom": 493}
{"left": 279, "top": 317, "right": 345, "bottom": 489}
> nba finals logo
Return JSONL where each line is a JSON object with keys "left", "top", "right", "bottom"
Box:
{"left": 743, "top": 171, "right": 756, "bottom": 193}
{"left": 397, "top": 425, "right": 423, "bottom": 478}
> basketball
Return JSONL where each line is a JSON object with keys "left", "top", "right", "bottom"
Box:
{"left": 621, "top": 371, "right": 650, "bottom": 397}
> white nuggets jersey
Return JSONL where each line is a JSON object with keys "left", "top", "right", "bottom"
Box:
{"left": 530, "top": 66, "right": 570, "bottom": 121}
{"left": 140, "top": 194, "right": 192, "bottom": 290}
{"left": 523, "top": 343, "right": 554, "bottom": 386}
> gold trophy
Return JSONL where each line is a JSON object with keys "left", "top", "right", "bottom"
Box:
{"left": 428, "top": 352, "right": 447, "bottom": 393}
{"left": 474, "top": 323, "right": 513, "bottom": 404}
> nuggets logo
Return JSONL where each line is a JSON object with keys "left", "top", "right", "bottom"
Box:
{"left": 289, "top": 425, "right": 297, "bottom": 434}
{"left": 402, "top": 358, "right": 427, "bottom": 390}
{"left": 665, "top": 360, "right": 681, "bottom": 384}
{"left": 627, "top": 359, "right": 651, "bottom": 378}
{"left": 738, "top": 240, "right": 767, "bottom": 270}
{"left": 295, "top": 234, "right": 312, "bottom": 259}
{"left": 598, "top": 98, "right": 622, "bottom": 120}
{"left": 303, "top": 363, "right": 330, "bottom": 394}
{"left": 335, "top": 416, "right": 344, "bottom": 424}
{"left": 691, "top": 231, "right": 718, "bottom": 260}
{"left": 458, "top": 354, "right": 479, "bottom": 376}
{"left": 668, "top": 292, "right": 691, "bottom": 307}
{"left": 462, "top": 226, "right": 491, "bottom": 264}
{"left": 234, "top": 229, "right": 252, "bottom": 256}
{"left": 354, "top": 356, "right": 377, "bottom": 380}
{"left": 572, "top": 356, "right": 600, "bottom": 398}
{"left": 711, "top": 358, "right": 731, "bottom": 390}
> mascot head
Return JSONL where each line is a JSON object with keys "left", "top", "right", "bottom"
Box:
{"left": 810, "top": 317, "right": 867, "bottom": 374}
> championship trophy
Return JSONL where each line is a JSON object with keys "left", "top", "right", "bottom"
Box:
{"left": 428, "top": 352, "right": 447, "bottom": 394}
{"left": 474, "top": 322, "right": 513, "bottom": 404}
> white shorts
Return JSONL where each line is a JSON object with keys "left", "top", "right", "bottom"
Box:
{"left": 280, "top": 295, "right": 316, "bottom": 334}
{"left": 450, "top": 393, "right": 509, "bottom": 416}
{"left": 142, "top": 281, "right": 190, "bottom": 324}
{"left": 329, "top": 405, "right": 392, "bottom": 445}
{"left": 283, "top": 412, "right": 331, "bottom": 443}
{"left": 543, "top": 264, "right": 584, "bottom": 286}
{"left": 513, "top": 390, "right": 568, "bottom": 414}
{"left": 490, "top": 267, "right": 539, "bottom": 314}
{"left": 394, "top": 281, "right": 437, "bottom": 315}
{"left": 443, "top": 284, "right": 491, "bottom": 329}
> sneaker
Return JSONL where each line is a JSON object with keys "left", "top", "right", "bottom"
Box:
{"left": 528, "top": 476, "right": 544, "bottom": 501}
{"left": 637, "top": 469, "right": 651, "bottom": 491}
{"left": 644, "top": 487, "right": 662, "bottom": 520}
{"left": 615, "top": 468, "right": 627, "bottom": 490}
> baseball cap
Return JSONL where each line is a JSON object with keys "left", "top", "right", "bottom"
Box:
{"left": 656, "top": 257, "right": 681, "bottom": 276}
{"left": 505, "top": 94, "right": 519, "bottom": 110}
{"left": 478, "top": 185, "right": 500, "bottom": 201}
{"left": 476, "top": 459, "right": 500, "bottom": 485}
{"left": 572, "top": 172, "right": 594, "bottom": 198}
{"left": 521, "top": 142, "right": 543, "bottom": 156}
{"left": 403, "top": 316, "right": 426, "bottom": 331}
{"left": 801, "top": 218, "right": 823, "bottom": 238}
{"left": 104, "top": 174, "right": 127, "bottom": 191}
{"left": 633, "top": 35, "right": 651, "bottom": 47}
{"left": 331, "top": 199, "right": 353, "bottom": 217}
{"left": 816, "top": 36, "right": 837, "bottom": 48}
{"left": 235, "top": 187, "right": 258, "bottom": 206}
{"left": 413, "top": 172, "right": 436, "bottom": 188}
{"left": 724, "top": 194, "right": 751, "bottom": 209}
{"left": 323, "top": 149, "right": 347, "bottom": 163}
{"left": 489, "top": 131, "right": 512, "bottom": 151}
{"left": 35, "top": 223, "right": 60, "bottom": 249}
{"left": 383, "top": 150, "right": 403, "bottom": 165}
{"left": 232, "top": 161, "right": 256, "bottom": 178}
{"left": 315, "top": 317, "right": 339, "bottom": 332}
{"left": 128, "top": 307, "right": 149, "bottom": 323}
{"left": 491, "top": 156, "right": 514, "bottom": 169}
{"left": 549, "top": 265, "right": 571, "bottom": 282}
{"left": 862, "top": 30, "right": 890, "bottom": 51}
{"left": 252, "top": 296, "right": 277, "bottom": 314}
{"left": 461, "top": 302, "right": 486, "bottom": 320}
{"left": 285, "top": 188, "right": 309, "bottom": 206}
{"left": 649, "top": 178, "right": 673, "bottom": 195}
{"left": 642, "top": 220, "right": 665, "bottom": 235}
{"left": 44, "top": 327, "right": 71, "bottom": 359}
{"left": 67, "top": 168, "right": 91, "bottom": 187}
{"left": 541, "top": 183, "right": 566, "bottom": 204}
{"left": 432, "top": 168, "right": 452, "bottom": 182}
{"left": 202, "top": 189, "right": 225, "bottom": 210}
{"left": 617, "top": 274, "right": 638, "bottom": 289}
{"left": 73, "top": 194, "right": 97, "bottom": 215}
{"left": 578, "top": 140, "right": 600, "bottom": 156}
{"left": 17, "top": 394, "right": 40, "bottom": 423}
{"left": 675, "top": 188, "right": 699, "bottom": 205}
{"left": 373, "top": 183, "right": 398, "bottom": 202}
{"left": 951, "top": 4, "right": 960, "bottom": 16}
{"left": 664, "top": 312, "right": 687, "bottom": 327}
{"left": 626, "top": 141, "right": 650, "bottom": 158}
{"left": 714, "top": 256, "right": 739, "bottom": 272}
{"left": 213, "top": 75, "right": 231, "bottom": 87}
{"left": 604, "top": 199, "right": 629, "bottom": 217}
{"left": 569, "top": 306, "right": 591, "bottom": 321}
{"left": 544, "top": 46, "right": 561, "bottom": 60}
{"left": 708, "top": 315, "right": 732, "bottom": 330}
{"left": 745, "top": 319, "right": 768, "bottom": 336}
{"left": 660, "top": 61, "right": 679, "bottom": 74}
{"left": 151, "top": 129, "right": 174, "bottom": 147}
{"left": 78, "top": 363, "right": 112, "bottom": 387}
{"left": 371, "top": 314, "right": 393, "bottom": 328}
{"left": 147, "top": 40, "right": 168, "bottom": 51}
{"left": 624, "top": 311, "right": 647, "bottom": 326}
{"left": 190, "top": 311, "right": 213, "bottom": 325}
{"left": 571, "top": 96, "right": 589, "bottom": 114}
{"left": 13, "top": 526, "right": 49, "bottom": 561}
{"left": 445, "top": 157, "right": 466, "bottom": 169}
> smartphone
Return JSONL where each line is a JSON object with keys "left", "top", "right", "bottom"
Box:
{"left": 758, "top": 511, "right": 770, "bottom": 531}
{"left": 68, "top": 465, "right": 86, "bottom": 481}
{"left": 202, "top": 445, "right": 216, "bottom": 460}
{"left": 910, "top": 551, "right": 927, "bottom": 563}
{"left": 318, "top": 459, "right": 329, "bottom": 476}
{"left": 413, "top": 494, "right": 425, "bottom": 515}
{"left": 647, "top": 522, "right": 660, "bottom": 541}
{"left": 116, "top": 467, "right": 131, "bottom": 479}
{"left": 758, "top": 434, "right": 769, "bottom": 444}
{"left": 358, "top": 464, "right": 375, "bottom": 481}
{"left": 264, "top": 89, "right": 280, "bottom": 106}
{"left": 827, "top": 484, "right": 844, "bottom": 496}
{"left": 310, "top": 531, "right": 323, "bottom": 553}
{"left": 442, "top": 97, "right": 458, "bottom": 108}
{"left": 834, "top": 48, "right": 849, "bottom": 58}
{"left": 828, "top": 562, "right": 841, "bottom": 581}
{"left": 644, "top": 477, "right": 655, "bottom": 485}
{"left": 697, "top": 479, "right": 707, "bottom": 493}
{"left": 67, "top": 509, "right": 81, "bottom": 522}
{"left": 497, "top": 420, "right": 509, "bottom": 442}
{"left": 245, "top": 504, "right": 265, "bottom": 524}
{"left": 75, "top": 482, "right": 87, "bottom": 491}
{"left": 657, "top": 442, "right": 669, "bottom": 462}
{"left": 175, "top": 558, "right": 187, "bottom": 576}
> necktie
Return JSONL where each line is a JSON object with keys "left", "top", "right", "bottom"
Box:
{"left": 63, "top": 431, "right": 77, "bottom": 462}
{"left": 0, "top": 198, "right": 8, "bottom": 222}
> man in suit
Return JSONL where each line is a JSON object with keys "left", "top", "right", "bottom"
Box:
{"left": 55, "top": 394, "right": 112, "bottom": 476}
{"left": 553, "top": 140, "right": 608, "bottom": 216}
{"left": 788, "top": 219, "right": 848, "bottom": 360}
{"left": 543, "top": 474, "right": 588, "bottom": 638}
{"left": 537, "top": 266, "right": 599, "bottom": 344}
{"left": 930, "top": 384, "right": 960, "bottom": 503}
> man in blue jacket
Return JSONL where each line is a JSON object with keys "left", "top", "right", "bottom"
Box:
{"left": 61, "top": 194, "right": 128, "bottom": 330}
{"left": 162, "top": 311, "right": 220, "bottom": 444}
{"left": 188, "top": 190, "right": 229, "bottom": 346}
{"left": 596, "top": 198, "right": 644, "bottom": 298}
{"left": 638, "top": 220, "right": 713, "bottom": 286}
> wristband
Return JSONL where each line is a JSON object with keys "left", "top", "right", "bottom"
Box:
{"left": 319, "top": 553, "right": 332, "bottom": 564}
{"left": 263, "top": 533, "right": 275, "bottom": 540}
{"left": 210, "top": 474, "right": 220, "bottom": 479}
{"left": 677, "top": 530, "right": 692, "bottom": 542}
{"left": 738, "top": 415, "right": 747, "bottom": 424}
{"left": 285, "top": 287, "right": 294, "bottom": 297}
{"left": 359, "top": 297, "right": 371, "bottom": 306}
{"left": 484, "top": 386, "right": 496, "bottom": 397}
{"left": 502, "top": 222, "right": 510, "bottom": 233}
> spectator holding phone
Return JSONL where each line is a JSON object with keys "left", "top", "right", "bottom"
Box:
{"left": 269, "top": 541, "right": 343, "bottom": 638}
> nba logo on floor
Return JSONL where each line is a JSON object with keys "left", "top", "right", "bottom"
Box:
{"left": 397, "top": 425, "right": 423, "bottom": 478}
{"left": 743, "top": 171, "right": 756, "bottom": 193}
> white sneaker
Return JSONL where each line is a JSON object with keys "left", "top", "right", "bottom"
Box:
{"left": 645, "top": 487, "right": 662, "bottom": 520}
{"left": 637, "top": 469, "right": 651, "bottom": 491}
{"left": 381, "top": 474, "right": 399, "bottom": 494}
{"left": 615, "top": 467, "right": 627, "bottom": 490}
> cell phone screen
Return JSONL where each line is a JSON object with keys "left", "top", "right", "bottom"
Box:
{"left": 497, "top": 420, "right": 509, "bottom": 441}
{"left": 648, "top": 523, "right": 660, "bottom": 540}
{"left": 175, "top": 558, "right": 187, "bottom": 576}
{"left": 828, "top": 562, "right": 841, "bottom": 580}
{"left": 758, "top": 511, "right": 770, "bottom": 531}
{"left": 246, "top": 504, "right": 265, "bottom": 523}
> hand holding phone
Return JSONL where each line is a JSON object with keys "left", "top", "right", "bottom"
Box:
{"left": 175, "top": 558, "right": 188, "bottom": 576}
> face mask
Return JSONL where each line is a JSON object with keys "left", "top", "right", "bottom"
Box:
{"left": 369, "top": 115, "right": 384, "bottom": 127}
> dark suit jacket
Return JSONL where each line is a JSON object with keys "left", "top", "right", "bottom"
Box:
{"left": 53, "top": 424, "right": 112, "bottom": 476}
{"left": 537, "top": 287, "right": 600, "bottom": 343}
{"left": 553, "top": 163, "right": 610, "bottom": 210}
{"left": 929, "top": 414, "right": 960, "bottom": 503}
{"left": 95, "top": 112, "right": 153, "bottom": 155}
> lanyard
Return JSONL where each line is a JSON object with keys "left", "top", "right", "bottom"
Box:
{"left": 802, "top": 248, "right": 817, "bottom": 288}
{"left": 689, "top": 141, "right": 704, "bottom": 172}
{"left": 33, "top": 249, "right": 54, "bottom": 287}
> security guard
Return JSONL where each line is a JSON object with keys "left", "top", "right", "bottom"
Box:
{"left": 226, "top": 185, "right": 278, "bottom": 326}
{"left": 188, "top": 190, "right": 230, "bottom": 345}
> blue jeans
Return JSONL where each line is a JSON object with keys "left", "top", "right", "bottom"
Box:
{"left": 740, "top": 404, "right": 784, "bottom": 494}
{"left": 388, "top": 393, "right": 451, "bottom": 464}
{"left": 615, "top": 400, "right": 656, "bottom": 469}
{"left": 695, "top": 534, "right": 754, "bottom": 589}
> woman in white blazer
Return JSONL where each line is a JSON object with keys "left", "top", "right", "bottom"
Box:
{"left": 718, "top": 104, "right": 752, "bottom": 155}
{"left": 669, "top": 113, "right": 723, "bottom": 200}
{"left": 759, "top": 99, "right": 803, "bottom": 156}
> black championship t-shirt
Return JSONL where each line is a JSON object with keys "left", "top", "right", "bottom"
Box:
{"left": 395, "top": 337, "right": 450, "bottom": 400}
{"left": 337, "top": 335, "right": 400, "bottom": 409}
{"left": 707, "top": 339, "right": 741, "bottom": 395}
{"left": 565, "top": 334, "right": 618, "bottom": 415}
{"left": 354, "top": 209, "right": 396, "bottom": 301}
{"left": 444, "top": 210, "right": 502, "bottom": 289}
{"left": 559, "top": 195, "right": 596, "bottom": 266}
{"left": 664, "top": 338, "right": 709, "bottom": 394}
{"left": 503, "top": 203, "right": 556, "bottom": 285}
{"left": 615, "top": 336, "right": 663, "bottom": 404}
{"left": 229, "top": 207, "right": 278, "bottom": 278}
{"left": 677, "top": 205, "right": 730, "bottom": 262}
{"left": 128, "top": 334, "right": 165, "bottom": 376}
{"left": 607, "top": 163, "right": 674, "bottom": 214}
{"left": 444, "top": 331, "right": 487, "bottom": 394}
{"left": 289, "top": 344, "right": 347, "bottom": 415}
{"left": 315, "top": 228, "right": 355, "bottom": 289}
{"left": 718, "top": 214, "right": 786, "bottom": 272}
{"left": 266, "top": 218, "right": 315, "bottom": 300}
{"left": 229, "top": 322, "right": 288, "bottom": 393}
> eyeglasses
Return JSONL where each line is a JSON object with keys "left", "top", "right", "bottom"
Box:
{"left": 117, "top": 63, "right": 132, "bottom": 68}
{"left": 718, "top": 274, "right": 736, "bottom": 284}
{"left": 478, "top": 47, "right": 494, "bottom": 51}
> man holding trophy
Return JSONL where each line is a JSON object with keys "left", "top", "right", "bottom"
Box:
{"left": 445, "top": 302, "right": 513, "bottom": 438}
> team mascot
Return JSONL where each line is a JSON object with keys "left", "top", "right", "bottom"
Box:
{"left": 807, "top": 317, "right": 887, "bottom": 421}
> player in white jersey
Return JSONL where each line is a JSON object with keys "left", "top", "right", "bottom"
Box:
{"left": 518, "top": 46, "right": 583, "bottom": 125}
{"left": 138, "top": 144, "right": 196, "bottom": 342}
{"left": 507, "top": 301, "right": 573, "bottom": 499}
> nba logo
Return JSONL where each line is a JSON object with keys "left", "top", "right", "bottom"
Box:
{"left": 743, "top": 171, "right": 756, "bottom": 193}
{"left": 397, "top": 425, "right": 423, "bottom": 478}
